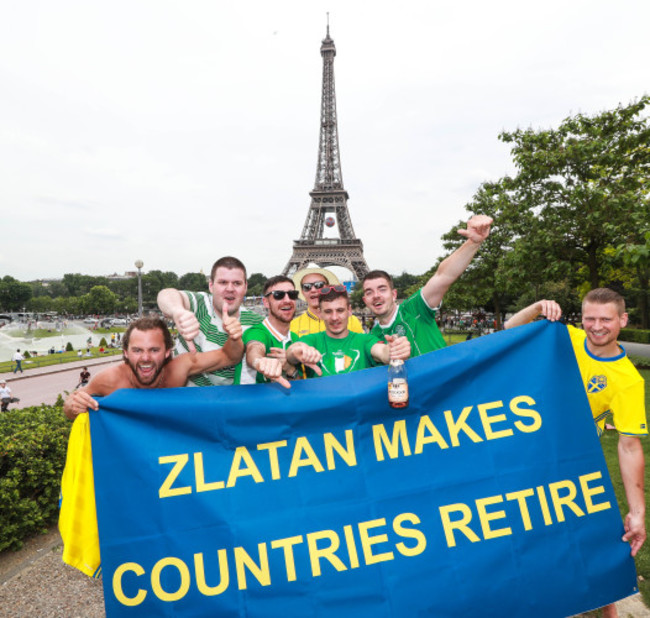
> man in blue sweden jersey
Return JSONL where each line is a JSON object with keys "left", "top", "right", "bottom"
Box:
{"left": 505, "top": 288, "right": 646, "bottom": 618}
{"left": 361, "top": 214, "right": 492, "bottom": 357}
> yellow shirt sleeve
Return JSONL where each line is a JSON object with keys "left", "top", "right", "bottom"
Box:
{"left": 348, "top": 314, "right": 364, "bottom": 333}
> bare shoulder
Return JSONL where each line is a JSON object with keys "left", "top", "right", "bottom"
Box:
{"left": 87, "top": 364, "right": 131, "bottom": 395}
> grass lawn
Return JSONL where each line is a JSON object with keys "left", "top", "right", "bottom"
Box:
{"left": 0, "top": 325, "right": 127, "bottom": 373}
{"left": 0, "top": 347, "right": 123, "bottom": 373}
{"left": 444, "top": 332, "right": 476, "bottom": 346}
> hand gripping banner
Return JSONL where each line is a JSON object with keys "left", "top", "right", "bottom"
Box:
{"left": 86, "top": 322, "right": 638, "bottom": 616}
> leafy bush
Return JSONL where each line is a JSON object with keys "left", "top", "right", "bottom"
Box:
{"left": 0, "top": 404, "right": 71, "bottom": 551}
{"left": 65, "top": 342, "right": 74, "bottom": 352}
{"left": 23, "top": 350, "right": 31, "bottom": 359}
{"left": 99, "top": 337, "right": 108, "bottom": 347}
{"left": 620, "top": 328, "right": 650, "bottom": 344}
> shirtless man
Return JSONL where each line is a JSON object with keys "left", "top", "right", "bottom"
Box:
{"left": 63, "top": 309, "right": 243, "bottom": 420}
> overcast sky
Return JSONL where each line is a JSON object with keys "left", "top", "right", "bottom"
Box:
{"left": 1, "top": 0, "right": 648, "bottom": 283}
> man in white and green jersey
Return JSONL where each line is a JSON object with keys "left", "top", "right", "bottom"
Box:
{"left": 157, "top": 256, "right": 263, "bottom": 385}
{"left": 242, "top": 275, "right": 301, "bottom": 388}
{"left": 362, "top": 214, "right": 492, "bottom": 357}
{"left": 286, "top": 286, "right": 411, "bottom": 379}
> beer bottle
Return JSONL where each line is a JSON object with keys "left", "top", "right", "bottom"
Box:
{"left": 388, "top": 359, "right": 409, "bottom": 408}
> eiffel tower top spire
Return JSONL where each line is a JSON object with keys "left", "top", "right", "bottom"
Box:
{"left": 314, "top": 19, "right": 343, "bottom": 191}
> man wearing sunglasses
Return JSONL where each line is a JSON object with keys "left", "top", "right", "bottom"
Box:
{"left": 241, "top": 275, "right": 303, "bottom": 387}
{"left": 361, "top": 214, "right": 493, "bottom": 357}
{"left": 286, "top": 286, "right": 411, "bottom": 378}
{"left": 157, "top": 256, "right": 263, "bottom": 386}
{"left": 290, "top": 267, "right": 364, "bottom": 337}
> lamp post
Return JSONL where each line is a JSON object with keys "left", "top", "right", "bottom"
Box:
{"left": 135, "top": 260, "right": 144, "bottom": 317}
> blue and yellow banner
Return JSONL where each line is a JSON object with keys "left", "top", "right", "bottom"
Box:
{"left": 89, "top": 322, "right": 637, "bottom": 616}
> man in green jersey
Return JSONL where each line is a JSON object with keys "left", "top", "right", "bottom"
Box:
{"left": 286, "top": 286, "right": 411, "bottom": 378}
{"left": 243, "top": 275, "right": 306, "bottom": 388}
{"left": 361, "top": 214, "right": 492, "bottom": 357}
{"left": 157, "top": 256, "right": 263, "bottom": 385}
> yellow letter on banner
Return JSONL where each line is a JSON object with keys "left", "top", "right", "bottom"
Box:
{"left": 439, "top": 503, "right": 481, "bottom": 548}
{"left": 159, "top": 454, "right": 192, "bottom": 498}
{"left": 234, "top": 544, "right": 271, "bottom": 590}
{"left": 372, "top": 420, "right": 411, "bottom": 461}
{"left": 151, "top": 557, "right": 190, "bottom": 602}
{"left": 194, "top": 551, "right": 230, "bottom": 596}
{"left": 113, "top": 562, "right": 147, "bottom": 607}
{"left": 289, "top": 437, "right": 325, "bottom": 477}
{"left": 579, "top": 471, "right": 611, "bottom": 513}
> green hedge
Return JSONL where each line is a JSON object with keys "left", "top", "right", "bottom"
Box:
{"left": 0, "top": 400, "right": 70, "bottom": 551}
{"left": 620, "top": 328, "right": 650, "bottom": 344}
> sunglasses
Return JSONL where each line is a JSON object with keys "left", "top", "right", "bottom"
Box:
{"left": 265, "top": 290, "right": 299, "bottom": 300}
{"left": 301, "top": 280, "right": 328, "bottom": 292}
{"left": 319, "top": 285, "right": 347, "bottom": 295}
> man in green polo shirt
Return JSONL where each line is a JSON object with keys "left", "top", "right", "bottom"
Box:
{"left": 242, "top": 275, "right": 302, "bottom": 387}
{"left": 361, "top": 214, "right": 492, "bottom": 357}
{"left": 287, "top": 286, "right": 411, "bottom": 378}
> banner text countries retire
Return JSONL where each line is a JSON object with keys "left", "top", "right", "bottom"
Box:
{"left": 158, "top": 394, "right": 542, "bottom": 498}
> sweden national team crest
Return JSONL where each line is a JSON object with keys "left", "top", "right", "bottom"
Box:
{"left": 587, "top": 374, "right": 607, "bottom": 393}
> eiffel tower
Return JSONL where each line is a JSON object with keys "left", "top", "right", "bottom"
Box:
{"left": 282, "top": 22, "right": 369, "bottom": 280}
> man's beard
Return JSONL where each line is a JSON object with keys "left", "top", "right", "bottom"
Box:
{"left": 124, "top": 357, "right": 165, "bottom": 386}
{"left": 270, "top": 305, "right": 294, "bottom": 325}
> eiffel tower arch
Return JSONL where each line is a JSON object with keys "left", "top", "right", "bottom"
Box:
{"left": 283, "top": 23, "right": 369, "bottom": 281}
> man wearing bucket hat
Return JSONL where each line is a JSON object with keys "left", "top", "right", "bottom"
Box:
{"left": 290, "top": 267, "right": 364, "bottom": 337}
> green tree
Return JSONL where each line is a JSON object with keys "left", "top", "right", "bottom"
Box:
{"left": 617, "top": 230, "right": 650, "bottom": 328}
{"left": 26, "top": 295, "right": 54, "bottom": 313}
{"left": 178, "top": 272, "right": 209, "bottom": 292}
{"left": 54, "top": 295, "right": 82, "bottom": 316}
{"left": 425, "top": 180, "right": 521, "bottom": 328}
{"left": 62, "top": 274, "right": 109, "bottom": 297}
{"left": 392, "top": 272, "right": 419, "bottom": 298}
{"left": 107, "top": 277, "right": 137, "bottom": 299}
{"left": 350, "top": 286, "right": 365, "bottom": 310}
{"left": 116, "top": 296, "right": 138, "bottom": 315}
{"left": 141, "top": 271, "right": 179, "bottom": 305}
{"left": 82, "top": 285, "right": 117, "bottom": 315}
{"left": 500, "top": 96, "right": 650, "bottom": 300}
{"left": 45, "top": 280, "right": 68, "bottom": 298}
{"left": 247, "top": 273, "right": 267, "bottom": 297}
{"left": 29, "top": 281, "right": 52, "bottom": 298}
{"left": 0, "top": 276, "right": 33, "bottom": 311}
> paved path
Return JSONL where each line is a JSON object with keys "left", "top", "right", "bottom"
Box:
{"left": 0, "top": 356, "right": 121, "bottom": 409}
